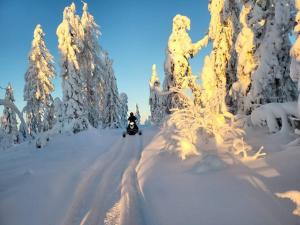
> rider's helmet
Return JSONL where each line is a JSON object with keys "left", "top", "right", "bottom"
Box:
{"left": 130, "top": 112, "right": 134, "bottom": 116}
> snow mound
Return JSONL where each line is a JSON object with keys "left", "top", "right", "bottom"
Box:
{"left": 192, "top": 154, "right": 227, "bottom": 174}
{"left": 137, "top": 127, "right": 300, "bottom": 225}
{"left": 251, "top": 102, "right": 299, "bottom": 133}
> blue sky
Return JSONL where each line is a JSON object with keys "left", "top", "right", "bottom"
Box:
{"left": 0, "top": 0, "right": 211, "bottom": 122}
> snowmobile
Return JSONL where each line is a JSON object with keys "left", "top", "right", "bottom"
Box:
{"left": 123, "top": 121, "right": 142, "bottom": 137}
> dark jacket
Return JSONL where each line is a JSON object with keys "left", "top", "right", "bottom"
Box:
{"left": 128, "top": 115, "right": 137, "bottom": 123}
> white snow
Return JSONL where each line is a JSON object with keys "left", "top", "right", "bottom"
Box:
{"left": 251, "top": 102, "right": 299, "bottom": 133}
{"left": 1, "top": 126, "right": 300, "bottom": 225}
{"left": 1, "top": 2, "right": 300, "bottom": 225}
{"left": 137, "top": 126, "right": 300, "bottom": 225}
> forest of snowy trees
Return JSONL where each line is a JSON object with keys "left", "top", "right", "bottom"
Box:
{"left": 149, "top": 0, "right": 300, "bottom": 159}
{"left": 1, "top": 0, "right": 300, "bottom": 153}
{"left": 0, "top": 2, "right": 129, "bottom": 149}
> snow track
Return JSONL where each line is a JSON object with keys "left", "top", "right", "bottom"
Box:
{"left": 62, "top": 135, "right": 146, "bottom": 225}
{"left": 1, "top": 127, "right": 300, "bottom": 225}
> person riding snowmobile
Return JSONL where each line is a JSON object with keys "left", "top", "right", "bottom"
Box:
{"left": 122, "top": 112, "right": 142, "bottom": 137}
{"left": 128, "top": 112, "right": 138, "bottom": 129}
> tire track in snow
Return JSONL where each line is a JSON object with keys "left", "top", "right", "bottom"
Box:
{"left": 61, "top": 137, "right": 127, "bottom": 225}
{"left": 104, "top": 135, "right": 146, "bottom": 225}
{"left": 62, "top": 134, "right": 147, "bottom": 225}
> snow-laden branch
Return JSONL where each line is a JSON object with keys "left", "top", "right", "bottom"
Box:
{"left": 251, "top": 102, "right": 299, "bottom": 133}
{"left": 233, "top": 138, "right": 266, "bottom": 161}
{"left": 191, "top": 35, "right": 209, "bottom": 57}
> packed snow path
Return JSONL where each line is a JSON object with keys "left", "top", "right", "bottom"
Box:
{"left": 0, "top": 128, "right": 156, "bottom": 225}
{"left": 63, "top": 134, "right": 146, "bottom": 225}
{"left": 1, "top": 127, "right": 300, "bottom": 225}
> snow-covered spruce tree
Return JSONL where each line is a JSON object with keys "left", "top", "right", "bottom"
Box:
{"left": 164, "top": 1, "right": 265, "bottom": 160}
{"left": 53, "top": 97, "right": 64, "bottom": 128}
{"left": 231, "top": 0, "right": 268, "bottom": 114}
{"left": 119, "top": 93, "right": 128, "bottom": 128}
{"left": 290, "top": 0, "right": 300, "bottom": 117}
{"left": 81, "top": 2, "right": 105, "bottom": 128}
{"left": 24, "top": 24, "right": 56, "bottom": 136}
{"left": 233, "top": 0, "right": 257, "bottom": 114}
{"left": 223, "top": 0, "right": 241, "bottom": 113}
{"left": 102, "top": 53, "right": 121, "bottom": 128}
{"left": 57, "top": 3, "right": 89, "bottom": 133}
{"left": 43, "top": 96, "right": 55, "bottom": 131}
{"left": 163, "top": 15, "right": 208, "bottom": 113}
{"left": 0, "top": 97, "right": 28, "bottom": 140}
{"left": 0, "top": 127, "right": 10, "bottom": 150}
{"left": 135, "top": 104, "right": 141, "bottom": 126}
{"left": 1, "top": 84, "right": 19, "bottom": 143}
{"left": 149, "top": 64, "right": 164, "bottom": 125}
{"left": 167, "top": 53, "right": 264, "bottom": 161}
{"left": 249, "top": 0, "right": 297, "bottom": 108}
{"left": 201, "top": 0, "right": 240, "bottom": 114}
{"left": 144, "top": 116, "right": 152, "bottom": 126}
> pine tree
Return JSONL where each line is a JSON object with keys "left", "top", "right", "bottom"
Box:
{"left": 233, "top": 1, "right": 257, "bottom": 114}
{"left": 43, "top": 96, "right": 55, "bottom": 132}
{"left": 223, "top": 0, "right": 241, "bottom": 112}
{"left": 163, "top": 15, "right": 208, "bottom": 113}
{"left": 102, "top": 53, "right": 121, "bottom": 128}
{"left": 166, "top": 1, "right": 256, "bottom": 160}
{"left": 149, "top": 64, "right": 164, "bottom": 125}
{"left": 143, "top": 116, "right": 152, "bottom": 126}
{"left": 24, "top": 24, "right": 55, "bottom": 136}
{"left": 81, "top": 2, "right": 105, "bottom": 128}
{"left": 57, "top": 3, "right": 89, "bottom": 133}
{"left": 290, "top": 0, "right": 300, "bottom": 116}
{"left": 119, "top": 93, "right": 128, "bottom": 128}
{"left": 1, "top": 83, "right": 19, "bottom": 143}
{"left": 201, "top": 56, "right": 219, "bottom": 113}
{"left": 201, "top": 0, "right": 240, "bottom": 114}
{"left": 248, "top": 0, "right": 297, "bottom": 108}
{"left": 135, "top": 104, "right": 141, "bottom": 126}
{"left": 53, "top": 97, "right": 64, "bottom": 125}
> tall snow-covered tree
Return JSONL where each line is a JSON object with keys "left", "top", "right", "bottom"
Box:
{"left": 201, "top": 0, "right": 240, "bottom": 114}
{"left": 163, "top": 15, "right": 208, "bottom": 113}
{"left": 24, "top": 24, "right": 56, "bottom": 136}
{"left": 223, "top": 0, "right": 241, "bottom": 112}
{"left": 102, "top": 53, "right": 121, "bottom": 128}
{"left": 43, "top": 96, "right": 55, "bottom": 132}
{"left": 81, "top": 2, "right": 105, "bottom": 128}
{"left": 165, "top": 1, "right": 260, "bottom": 160}
{"left": 290, "top": 0, "right": 300, "bottom": 116}
{"left": 1, "top": 83, "right": 19, "bottom": 143}
{"left": 249, "top": 0, "right": 297, "bottom": 108}
{"left": 119, "top": 93, "right": 128, "bottom": 128}
{"left": 233, "top": 1, "right": 257, "bottom": 114}
{"left": 149, "top": 64, "right": 164, "bottom": 125}
{"left": 53, "top": 97, "right": 64, "bottom": 126}
{"left": 135, "top": 104, "right": 141, "bottom": 125}
{"left": 57, "top": 3, "right": 89, "bottom": 133}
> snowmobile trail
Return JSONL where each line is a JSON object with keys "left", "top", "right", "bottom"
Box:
{"left": 61, "top": 134, "right": 146, "bottom": 225}
{"left": 104, "top": 135, "right": 146, "bottom": 225}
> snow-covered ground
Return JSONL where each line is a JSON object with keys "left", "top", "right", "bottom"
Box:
{"left": 0, "top": 126, "right": 300, "bottom": 225}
